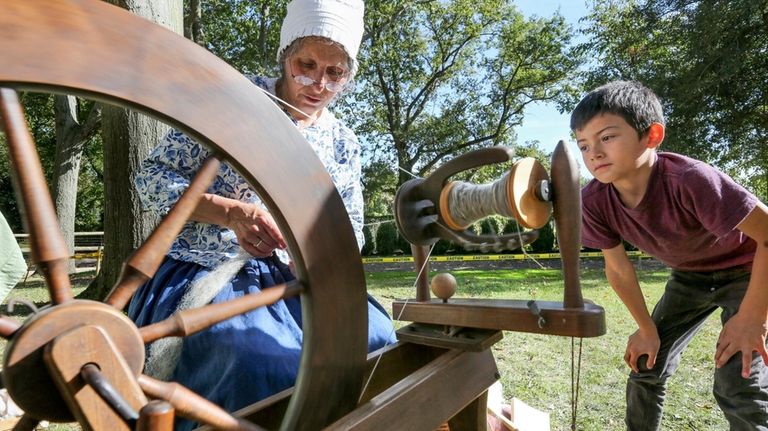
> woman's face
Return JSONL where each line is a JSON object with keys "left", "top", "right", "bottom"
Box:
{"left": 280, "top": 38, "right": 350, "bottom": 120}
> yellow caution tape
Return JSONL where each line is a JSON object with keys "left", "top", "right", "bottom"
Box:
{"left": 361, "top": 251, "right": 648, "bottom": 264}
{"left": 70, "top": 251, "right": 650, "bottom": 264}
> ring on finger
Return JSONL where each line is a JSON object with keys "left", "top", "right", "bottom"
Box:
{"left": 254, "top": 239, "right": 263, "bottom": 248}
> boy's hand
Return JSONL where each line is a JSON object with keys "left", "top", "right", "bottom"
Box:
{"left": 715, "top": 312, "right": 768, "bottom": 378}
{"left": 625, "top": 327, "right": 660, "bottom": 373}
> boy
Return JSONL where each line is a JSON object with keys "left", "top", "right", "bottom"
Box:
{"left": 570, "top": 80, "right": 768, "bottom": 430}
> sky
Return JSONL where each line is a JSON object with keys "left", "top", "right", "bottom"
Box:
{"left": 513, "top": 1, "right": 591, "bottom": 177}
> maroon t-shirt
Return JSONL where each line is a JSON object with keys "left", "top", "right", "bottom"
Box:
{"left": 581, "top": 152, "right": 757, "bottom": 271}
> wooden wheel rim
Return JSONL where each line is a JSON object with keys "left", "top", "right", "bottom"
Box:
{"left": 0, "top": 1, "right": 368, "bottom": 429}
{"left": 507, "top": 157, "right": 552, "bottom": 229}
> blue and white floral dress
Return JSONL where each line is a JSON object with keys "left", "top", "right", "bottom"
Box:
{"left": 128, "top": 76, "right": 395, "bottom": 429}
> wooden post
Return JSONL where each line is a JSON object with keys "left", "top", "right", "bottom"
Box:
{"left": 551, "top": 141, "right": 584, "bottom": 309}
{"left": 411, "top": 244, "right": 431, "bottom": 302}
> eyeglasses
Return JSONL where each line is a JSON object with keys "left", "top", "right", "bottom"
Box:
{"left": 290, "top": 61, "right": 348, "bottom": 93}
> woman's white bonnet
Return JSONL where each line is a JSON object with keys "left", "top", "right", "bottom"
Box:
{"left": 278, "top": 0, "right": 365, "bottom": 72}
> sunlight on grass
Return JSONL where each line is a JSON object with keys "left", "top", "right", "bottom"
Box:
{"left": 0, "top": 267, "right": 729, "bottom": 431}
{"left": 366, "top": 267, "right": 729, "bottom": 431}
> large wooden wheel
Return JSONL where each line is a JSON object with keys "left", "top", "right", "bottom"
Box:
{"left": 0, "top": 0, "right": 369, "bottom": 430}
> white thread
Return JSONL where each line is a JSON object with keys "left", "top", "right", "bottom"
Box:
{"left": 144, "top": 250, "right": 251, "bottom": 380}
{"left": 397, "top": 165, "right": 419, "bottom": 179}
{"left": 254, "top": 86, "right": 313, "bottom": 119}
{"left": 359, "top": 242, "right": 436, "bottom": 403}
{"left": 364, "top": 219, "right": 395, "bottom": 227}
{"left": 514, "top": 220, "right": 547, "bottom": 270}
{"left": 447, "top": 173, "right": 514, "bottom": 227}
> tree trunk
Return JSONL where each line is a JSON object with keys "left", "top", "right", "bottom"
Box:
{"left": 53, "top": 96, "right": 101, "bottom": 274}
{"left": 184, "top": 0, "right": 204, "bottom": 45}
{"left": 257, "top": 3, "right": 271, "bottom": 70}
{"left": 53, "top": 96, "right": 83, "bottom": 274}
{"left": 83, "top": 0, "right": 183, "bottom": 300}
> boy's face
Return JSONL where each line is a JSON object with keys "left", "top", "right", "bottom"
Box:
{"left": 574, "top": 113, "right": 655, "bottom": 185}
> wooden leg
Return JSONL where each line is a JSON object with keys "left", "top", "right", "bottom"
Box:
{"left": 448, "top": 391, "right": 489, "bottom": 431}
{"left": 411, "top": 244, "right": 431, "bottom": 302}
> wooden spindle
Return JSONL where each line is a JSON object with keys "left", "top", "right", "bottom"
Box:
{"left": 0, "top": 88, "right": 72, "bottom": 304}
{"left": 105, "top": 157, "right": 221, "bottom": 310}
{"left": 140, "top": 281, "right": 302, "bottom": 344}
{"left": 0, "top": 317, "right": 21, "bottom": 339}
{"left": 551, "top": 141, "right": 584, "bottom": 309}
{"left": 137, "top": 375, "right": 265, "bottom": 431}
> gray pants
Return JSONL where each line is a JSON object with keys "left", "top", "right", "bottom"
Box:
{"left": 626, "top": 269, "right": 768, "bottom": 431}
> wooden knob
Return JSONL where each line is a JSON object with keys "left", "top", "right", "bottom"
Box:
{"left": 431, "top": 273, "right": 457, "bottom": 302}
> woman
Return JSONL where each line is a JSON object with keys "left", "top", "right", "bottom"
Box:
{"left": 128, "top": 0, "right": 396, "bottom": 426}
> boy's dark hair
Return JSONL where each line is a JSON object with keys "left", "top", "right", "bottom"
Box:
{"left": 570, "top": 80, "right": 665, "bottom": 137}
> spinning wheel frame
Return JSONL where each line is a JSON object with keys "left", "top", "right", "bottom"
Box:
{"left": 0, "top": 0, "right": 368, "bottom": 430}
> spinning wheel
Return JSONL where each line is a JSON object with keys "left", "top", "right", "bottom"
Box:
{"left": 393, "top": 143, "right": 605, "bottom": 337}
{"left": 0, "top": 0, "right": 368, "bottom": 430}
{"left": 389, "top": 142, "right": 606, "bottom": 430}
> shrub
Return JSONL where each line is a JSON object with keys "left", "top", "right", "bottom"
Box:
{"left": 502, "top": 218, "right": 521, "bottom": 235}
{"left": 396, "top": 231, "right": 412, "bottom": 255}
{"left": 502, "top": 218, "right": 525, "bottom": 254}
{"left": 375, "top": 221, "right": 398, "bottom": 256}
{"left": 361, "top": 225, "right": 374, "bottom": 256}
{"left": 479, "top": 218, "right": 498, "bottom": 236}
{"left": 432, "top": 238, "right": 452, "bottom": 255}
{"left": 529, "top": 220, "right": 555, "bottom": 253}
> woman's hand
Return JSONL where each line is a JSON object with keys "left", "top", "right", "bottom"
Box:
{"left": 625, "top": 326, "right": 660, "bottom": 373}
{"left": 227, "top": 203, "right": 287, "bottom": 257}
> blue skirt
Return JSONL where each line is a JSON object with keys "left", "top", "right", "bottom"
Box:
{"left": 128, "top": 255, "right": 396, "bottom": 429}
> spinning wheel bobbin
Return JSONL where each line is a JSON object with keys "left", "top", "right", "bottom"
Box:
{"left": 438, "top": 157, "right": 553, "bottom": 231}
{"left": 394, "top": 147, "right": 541, "bottom": 252}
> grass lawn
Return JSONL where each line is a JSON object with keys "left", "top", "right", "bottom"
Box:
{"left": 365, "top": 266, "right": 728, "bottom": 431}
{"left": 1, "top": 265, "right": 728, "bottom": 430}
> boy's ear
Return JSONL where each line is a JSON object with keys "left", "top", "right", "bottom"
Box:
{"left": 646, "top": 123, "right": 665, "bottom": 149}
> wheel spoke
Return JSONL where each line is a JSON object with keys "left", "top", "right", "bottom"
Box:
{"left": 140, "top": 281, "right": 302, "bottom": 344}
{"left": 137, "top": 374, "right": 265, "bottom": 431}
{"left": 105, "top": 157, "right": 221, "bottom": 310}
{"left": 0, "top": 316, "right": 21, "bottom": 339}
{"left": 0, "top": 88, "right": 72, "bottom": 305}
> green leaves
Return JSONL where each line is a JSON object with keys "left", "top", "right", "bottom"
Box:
{"left": 201, "top": 0, "right": 288, "bottom": 76}
{"left": 579, "top": 0, "right": 768, "bottom": 200}
{"left": 346, "top": 0, "right": 580, "bottom": 190}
